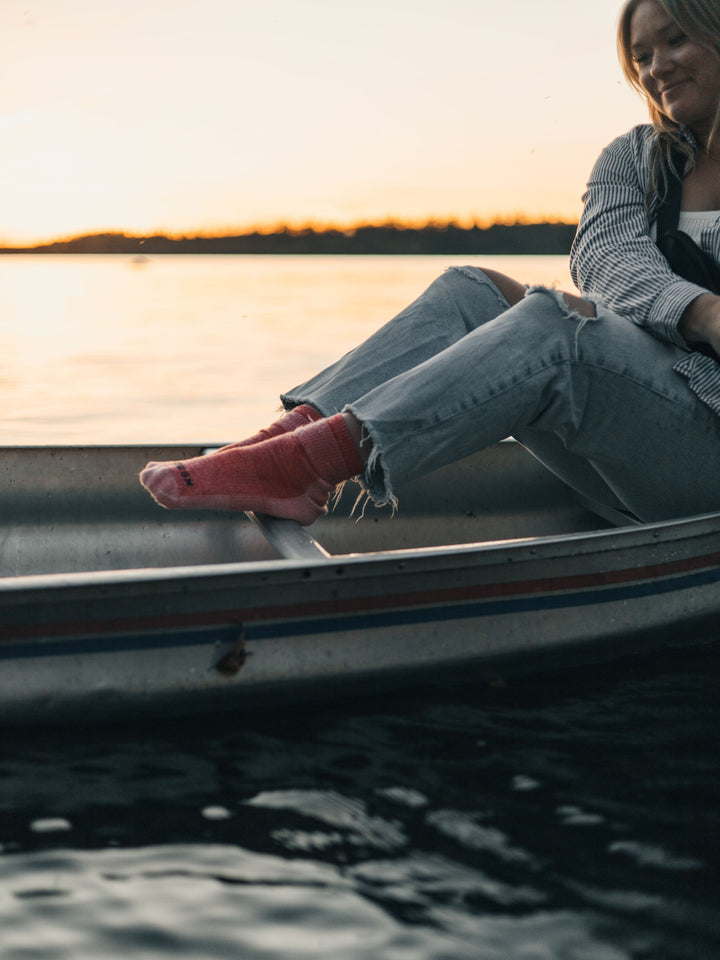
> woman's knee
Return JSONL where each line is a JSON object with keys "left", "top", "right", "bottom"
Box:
{"left": 474, "top": 269, "right": 596, "bottom": 318}
{"left": 559, "top": 290, "right": 596, "bottom": 318}
{"left": 475, "top": 267, "right": 527, "bottom": 307}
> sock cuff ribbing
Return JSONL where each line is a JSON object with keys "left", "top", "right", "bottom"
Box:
{"left": 297, "top": 414, "right": 364, "bottom": 481}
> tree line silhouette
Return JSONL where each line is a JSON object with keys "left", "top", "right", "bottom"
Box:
{"left": 1, "top": 221, "right": 578, "bottom": 256}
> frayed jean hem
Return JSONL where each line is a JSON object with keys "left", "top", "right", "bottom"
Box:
{"left": 342, "top": 402, "right": 398, "bottom": 510}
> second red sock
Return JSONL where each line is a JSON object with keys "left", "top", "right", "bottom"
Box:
{"left": 140, "top": 414, "right": 364, "bottom": 524}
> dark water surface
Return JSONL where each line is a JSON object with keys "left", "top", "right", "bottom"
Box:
{"left": 1, "top": 643, "right": 718, "bottom": 959}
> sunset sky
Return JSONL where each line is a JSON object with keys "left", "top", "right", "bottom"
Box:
{"left": 2, "top": 0, "right": 648, "bottom": 245}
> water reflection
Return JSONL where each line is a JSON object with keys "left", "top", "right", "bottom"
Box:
{"left": 0, "top": 254, "right": 573, "bottom": 445}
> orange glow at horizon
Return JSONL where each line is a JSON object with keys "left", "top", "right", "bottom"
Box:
{"left": 2, "top": 0, "right": 646, "bottom": 248}
{"left": 4, "top": 211, "right": 585, "bottom": 249}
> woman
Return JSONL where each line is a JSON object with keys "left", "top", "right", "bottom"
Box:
{"left": 142, "top": 0, "right": 720, "bottom": 525}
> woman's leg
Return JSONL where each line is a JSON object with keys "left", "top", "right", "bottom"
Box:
{"left": 142, "top": 286, "right": 720, "bottom": 524}
{"left": 281, "top": 266, "right": 516, "bottom": 415}
{"left": 141, "top": 266, "right": 521, "bottom": 522}
{"left": 213, "top": 267, "right": 521, "bottom": 452}
{"left": 512, "top": 428, "right": 631, "bottom": 513}
{"left": 343, "top": 288, "right": 720, "bottom": 522}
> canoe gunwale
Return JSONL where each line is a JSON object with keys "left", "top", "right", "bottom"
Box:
{"left": 2, "top": 503, "right": 720, "bottom": 596}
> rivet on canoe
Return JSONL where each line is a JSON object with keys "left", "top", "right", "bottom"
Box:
{"left": 215, "top": 626, "right": 250, "bottom": 677}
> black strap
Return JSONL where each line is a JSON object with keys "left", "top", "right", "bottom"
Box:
{"left": 654, "top": 148, "right": 720, "bottom": 359}
{"left": 655, "top": 151, "right": 685, "bottom": 238}
{"left": 654, "top": 150, "right": 720, "bottom": 298}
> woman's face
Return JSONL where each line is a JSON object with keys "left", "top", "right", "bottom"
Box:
{"left": 630, "top": 0, "right": 720, "bottom": 144}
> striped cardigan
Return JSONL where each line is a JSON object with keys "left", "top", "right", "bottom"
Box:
{"left": 570, "top": 123, "right": 720, "bottom": 416}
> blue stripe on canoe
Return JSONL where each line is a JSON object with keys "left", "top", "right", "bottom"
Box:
{"left": 0, "top": 563, "right": 719, "bottom": 661}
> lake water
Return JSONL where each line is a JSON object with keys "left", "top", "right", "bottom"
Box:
{"left": 0, "top": 254, "right": 573, "bottom": 445}
{"left": 1, "top": 255, "right": 719, "bottom": 959}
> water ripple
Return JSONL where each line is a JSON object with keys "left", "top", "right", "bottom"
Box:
{"left": 0, "top": 644, "right": 718, "bottom": 958}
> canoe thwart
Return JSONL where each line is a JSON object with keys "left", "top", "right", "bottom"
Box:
{"left": 245, "top": 511, "right": 332, "bottom": 560}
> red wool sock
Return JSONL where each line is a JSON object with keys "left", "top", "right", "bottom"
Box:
{"left": 139, "top": 414, "right": 364, "bottom": 525}
{"left": 219, "top": 404, "right": 322, "bottom": 450}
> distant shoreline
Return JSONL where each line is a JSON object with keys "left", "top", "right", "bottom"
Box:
{"left": 0, "top": 221, "right": 578, "bottom": 256}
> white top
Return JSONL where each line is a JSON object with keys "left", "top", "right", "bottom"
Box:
{"left": 675, "top": 211, "right": 720, "bottom": 245}
{"left": 649, "top": 210, "right": 720, "bottom": 243}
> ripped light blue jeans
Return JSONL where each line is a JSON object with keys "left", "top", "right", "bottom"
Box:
{"left": 281, "top": 266, "right": 720, "bottom": 522}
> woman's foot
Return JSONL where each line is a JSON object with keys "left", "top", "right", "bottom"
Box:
{"left": 139, "top": 414, "right": 364, "bottom": 525}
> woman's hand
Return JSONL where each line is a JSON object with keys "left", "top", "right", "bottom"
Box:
{"left": 679, "top": 294, "right": 720, "bottom": 355}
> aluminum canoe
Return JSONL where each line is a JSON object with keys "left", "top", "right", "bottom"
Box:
{"left": 0, "top": 441, "right": 719, "bottom": 726}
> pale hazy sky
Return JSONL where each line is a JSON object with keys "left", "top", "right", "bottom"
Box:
{"left": 2, "top": 0, "right": 648, "bottom": 244}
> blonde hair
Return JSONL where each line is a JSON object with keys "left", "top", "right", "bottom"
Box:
{"left": 617, "top": 0, "right": 720, "bottom": 202}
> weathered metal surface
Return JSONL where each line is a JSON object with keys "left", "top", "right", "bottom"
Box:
{"left": 0, "top": 441, "right": 718, "bottom": 725}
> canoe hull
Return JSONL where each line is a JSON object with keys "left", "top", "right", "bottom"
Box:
{"left": 2, "top": 459, "right": 720, "bottom": 725}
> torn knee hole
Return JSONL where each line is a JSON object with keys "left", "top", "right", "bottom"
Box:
{"left": 525, "top": 284, "right": 597, "bottom": 320}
